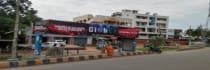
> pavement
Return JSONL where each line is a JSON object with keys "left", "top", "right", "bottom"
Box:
{"left": 3, "top": 47, "right": 210, "bottom": 70}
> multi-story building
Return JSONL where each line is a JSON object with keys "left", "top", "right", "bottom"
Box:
{"left": 112, "top": 9, "right": 169, "bottom": 39}
{"left": 73, "top": 14, "right": 132, "bottom": 27}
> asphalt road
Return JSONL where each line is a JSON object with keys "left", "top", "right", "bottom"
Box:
{"left": 4, "top": 48, "right": 210, "bottom": 70}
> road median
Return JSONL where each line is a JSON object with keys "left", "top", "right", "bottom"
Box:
{"left": 0, "top": 51, "right": 155, "bottom": 69}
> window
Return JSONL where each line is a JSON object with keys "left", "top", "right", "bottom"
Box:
{"left": 149, "top": 23, "right": 155, "bottom": 25}
{"left": 148, "top": 28, "right": 156, "bottom": 32}
{"left": 136, "top": 21, "right": 140, "bottom": 26}
{"left": 136, "top": 15, "right": 147, "bottom": 19}
{"left": 136, "top": 16, "right": 141, "bottom": 19}
{"left": 157, "top": 18, "right": 167, "bottom": 21}
{"left": 140, "top": 28, "right": 146, "bottom": 32}
{"left": 87, "top": 18, "right": 91, "bottom": 21}
{"left": 149, "top": 17, "right": 156, "bottom": 25}
{"left": 136, "top": 21, "right": 147, "bottom": 26}
{"left": 126, "top": 14, "right": 129, "bottom": 16}
{"left": 140, "top": 34, "right": 147, "bottom": 36}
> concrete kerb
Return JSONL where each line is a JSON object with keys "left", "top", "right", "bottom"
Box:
{"left": 0, "top": 52, "right": 155, "bottom": 69}
{"left": 177, "top": 47, "right": 205, "bottom": 51}
{"left": 0, "top": 61, "right": 9, "bottom": 68}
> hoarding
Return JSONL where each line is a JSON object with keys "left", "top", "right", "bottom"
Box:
{"left": 118, "top": 28, "right": 139, "bottom": 38}
{"left": 33, "top": 20, "right": 139, "bottom": 38}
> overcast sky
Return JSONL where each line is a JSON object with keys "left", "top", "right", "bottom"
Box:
{"left": 31, "top": 0, "right": 209, "bottom": 30}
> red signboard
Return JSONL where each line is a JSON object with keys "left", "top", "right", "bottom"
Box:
{"left": 33, "top": 26, "right": 47, "bottom": 32}
{"left": 47, "top": 23, "right": 87, "bottom": 35}
{"left": 118, "top": 28, "right": 139, "bottom": 38}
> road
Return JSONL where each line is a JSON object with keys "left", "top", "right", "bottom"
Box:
{"left": 5, "top": 48, "right": 210, "bottom": 70}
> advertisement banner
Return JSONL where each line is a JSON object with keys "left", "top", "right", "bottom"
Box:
{"left": 88, "top": 24, "right": 118, "bottom": 35}
{"left": 33, "top": 20, "right": 139, "bottom": 39}
{"left": 33, "top": 21, "right": 47, "bottom": 33}
{"left": 118, "top": 28, "right": 139, "bottom": 38}
{"left": 46, "top": 20, "right": 89, "bottom": 35}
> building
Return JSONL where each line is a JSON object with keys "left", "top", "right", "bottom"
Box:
{"left": 73, "top": 14, "right": 132, "bottom": 27}
{"left": 112, "top": 9, "right": 169, "bottom": 39}
{"left": 33, "top": 20, "right": 139, "bottom": 46}
{"left": 167, "top": 29, "right": 183, "bottom": 39}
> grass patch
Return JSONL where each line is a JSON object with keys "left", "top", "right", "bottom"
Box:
{"left": 136, "top": 47, "right": 149, "bottom": 52}
{"left": 0, "top": 56, "right": 10, "bottom": 61}
{"left": 160, "top": 47, "right": 178, "bottom": 51}
{"left": 136, "top": 46, "right": 178, "bottom": 52}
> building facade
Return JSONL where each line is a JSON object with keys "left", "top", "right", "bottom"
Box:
{"left": 112, "top": 9, "right": 169, "bottom": 39}
{"left": 73, "top": 14, "right": 132, "bottom": 27}
{"left": 33, "top": 20, "right": 139, "bottom": 46}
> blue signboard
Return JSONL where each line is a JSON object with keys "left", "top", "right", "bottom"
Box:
{"left": 88, "top": 23, "right": 118, "bottom": 35}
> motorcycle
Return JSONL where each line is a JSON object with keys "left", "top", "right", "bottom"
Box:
{"left": 149, "top": 46, "right": 162, "bottom": 54}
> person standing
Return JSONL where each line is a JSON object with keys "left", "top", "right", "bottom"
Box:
{"left": 105, "top": 43, "right": 114, "bottom": 56}
{"left": 118, "top": 41, "right": 123, "bottom": 53}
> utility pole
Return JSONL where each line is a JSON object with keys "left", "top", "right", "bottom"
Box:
{"left": 202, "top": 1, "right": 210, "bottom": 46}
{"left": 189, "top": 26, "right": 192, "bottom": 47}
{"left": 206, "top": 1, "right": 210, "bottom": 30}
{"left": 11, "top": 0, "right": 20, "bottom": 59}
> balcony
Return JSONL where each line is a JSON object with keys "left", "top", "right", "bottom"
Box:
{"left": 157, "top": 26, "right": 167, "bottom": 29}
{"left": 147, "top": 25, "right": 156, "bottom": 28}
{"left": 156, "top": 20, "right": 167, "bottom": 23}
{"left": 136, "top": 19, "right": 148, "bottom": 22}
{"left": 139, "top": 31, "right": 147, "bottom": 34}
{"left": 135, "top": 25, "right": 147, "bottom": 28}
{"left": 120, "top": 25, "right": 130, "bottom": 27}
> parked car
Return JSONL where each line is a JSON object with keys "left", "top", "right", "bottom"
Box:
{"left": 42, "top": 40, "right": 66, "bottom": 48}
{"left": 54, "top": 40, "right": 66, "bottom": 46}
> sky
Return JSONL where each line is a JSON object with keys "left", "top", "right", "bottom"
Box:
{"left": 30, "top": 0, "right": 209, "bottom": 30}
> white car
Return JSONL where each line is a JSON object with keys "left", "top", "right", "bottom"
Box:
{"left": 42, "top": 40, "right": 66, "bottom": 48}
{"left": 54, "top": 40, "right": 66, "bottom": 46}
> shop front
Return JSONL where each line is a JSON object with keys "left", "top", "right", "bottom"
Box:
{"left": 87, "top": 24, "right": 118, "bottom": 45}
{"left": 118, "top": 27, "right": 139, "bottom": 51}
{"left": 33, "top": 20, "right": 139, "bottom": 48}
{"left": 33, "top": 20, "right": 89, "bottom": 46}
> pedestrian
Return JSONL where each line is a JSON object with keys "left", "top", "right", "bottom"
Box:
{"left": 118, "top": 41, "right": 123, "bottom": 53}
{"left": 105, "top": 43, "right": 114, "bottom": 56}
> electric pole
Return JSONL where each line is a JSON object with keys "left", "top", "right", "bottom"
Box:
{"left": 11, "top": 0, "right": 20, "bottom": 59}
{"left": 189, "top": 26, "right": 192, "bottom": 47}
{"left": 202, "top": 1, "right": 210, "bottom": 46}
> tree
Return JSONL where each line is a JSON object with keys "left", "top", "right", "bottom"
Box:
{"left": 149, "top": 36, "right": 166, "bottom": 47}
{"left": 185, "top": 26, "right": 203, "bottom": 37}
{"left": 0, "top": 0, "right": 41, "bottom": 39}
{"left": 185, "top": 28, "right": 193, "bottom": 36}
{"left": 194, "top": 25, "right": 203, "bottom": 37}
